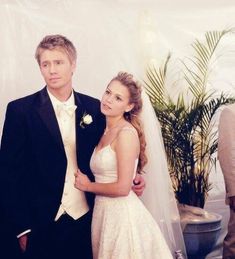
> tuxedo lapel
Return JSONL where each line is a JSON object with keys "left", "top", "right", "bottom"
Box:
{"left": 37, "top": 87, "right": 64, "bottom": 151}
{"left": 74, "top": 92, "right": 86, "bottom": 152}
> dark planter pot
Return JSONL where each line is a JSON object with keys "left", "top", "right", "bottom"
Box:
{"left": 183, "top": 212, "right": 222, "bottom": 258}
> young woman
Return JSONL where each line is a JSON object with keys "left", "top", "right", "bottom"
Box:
{"left": 75, "top": 72, "right": 173, "bottom": 259}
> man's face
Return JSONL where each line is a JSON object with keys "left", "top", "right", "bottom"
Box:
{"left": 39, "top": 48, "right": 76, "bottom": 91}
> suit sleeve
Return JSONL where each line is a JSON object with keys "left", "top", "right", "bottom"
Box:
{"left": 218, "top": 107, "right": 235, "bottom": 198}
{"left": 0, "top": 103, "right": 31, "bottom": 235}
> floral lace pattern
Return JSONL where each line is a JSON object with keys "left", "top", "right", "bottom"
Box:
{"left": 90, "top": 145, "right": 173, "bottom": 259}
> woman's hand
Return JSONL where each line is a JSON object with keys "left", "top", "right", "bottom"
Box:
{"left": 74, "top": 169, "right": 91, "bottom": 191}
{"left": 132, "top": 174, "right": 146, "bottom": 196}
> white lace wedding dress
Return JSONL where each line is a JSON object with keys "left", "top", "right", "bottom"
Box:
{"left": 90, "top": 143, "right": 173, "bottom": 259}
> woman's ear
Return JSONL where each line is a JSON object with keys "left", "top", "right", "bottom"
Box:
{"left": 125, "top": 103, "right": 134, "bottom": 113}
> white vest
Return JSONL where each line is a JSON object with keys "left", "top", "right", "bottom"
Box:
{"left": 48, "top": 90, "right": 89, "bottom": 221}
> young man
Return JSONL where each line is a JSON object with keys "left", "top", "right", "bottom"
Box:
{"left": 218, "top": 103, "right": 235, "bottom": 258}
{"left": 0, "top": 35, "right": 145, "bottom": 259}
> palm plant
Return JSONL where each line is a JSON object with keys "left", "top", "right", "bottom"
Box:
{"left": 145, "top": 29, "right": 235, "bottom": 208}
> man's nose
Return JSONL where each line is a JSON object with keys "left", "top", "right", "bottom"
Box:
{"left": 49, "top": 64, "right": 56, "bottom": 73}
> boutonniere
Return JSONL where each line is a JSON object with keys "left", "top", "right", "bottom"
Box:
{"left": 80, "top": 112, "right": 93, "bottom": 128}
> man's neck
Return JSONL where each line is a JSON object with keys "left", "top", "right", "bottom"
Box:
{"left": 47, "top": 86, "right": 73, "bottom": 102}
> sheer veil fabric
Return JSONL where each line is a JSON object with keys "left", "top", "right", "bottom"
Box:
{"left": 140, "top": 91, "right": 187, "bottom": 258}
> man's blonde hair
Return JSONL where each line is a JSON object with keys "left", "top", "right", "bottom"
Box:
{"left": 35, "top": 34, "right": 77, "bottom": 65}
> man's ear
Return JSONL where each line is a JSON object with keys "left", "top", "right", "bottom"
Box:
{"left": 72, "top": 61, "right": 76, "bottom": 73}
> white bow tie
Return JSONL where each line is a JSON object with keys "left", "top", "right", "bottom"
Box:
{"left": 57, "top": 103, "right": 77, "bottom": 117}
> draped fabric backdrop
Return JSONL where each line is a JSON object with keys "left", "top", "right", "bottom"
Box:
{"left": 1, "top": 0, "right": 235, "bottom": 257}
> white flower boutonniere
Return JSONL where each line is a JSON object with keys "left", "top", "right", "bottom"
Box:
{"left": 80, "top": 112, "right": 93, "bottom": 128}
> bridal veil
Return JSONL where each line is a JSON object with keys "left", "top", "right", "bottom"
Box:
{"left": 140, "top": 91, "right": 187, "bottom": 258}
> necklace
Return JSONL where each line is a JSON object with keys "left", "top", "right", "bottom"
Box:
{"left": 103, "top": 119, "right": 124, "bottom": 136}
{"left": 103, "top": 125, "right": 119, "bottom": 136}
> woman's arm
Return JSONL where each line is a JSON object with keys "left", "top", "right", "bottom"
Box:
{"left": 75, "top": 129, "right": 139, "bottom": 197}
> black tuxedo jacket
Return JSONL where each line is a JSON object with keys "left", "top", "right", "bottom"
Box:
{"left": 0, "top": 87, "right": 105, "bottom": 236}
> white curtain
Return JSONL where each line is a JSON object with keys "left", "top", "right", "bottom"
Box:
{"left": 1, "top": 0, "right": 235, "bottom": 136}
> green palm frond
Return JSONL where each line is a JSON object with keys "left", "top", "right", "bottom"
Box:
{"left": 145, "top": 29, "right": 235, "bottom": 208}
{"left": 145, "top": 53, "right": 171, "bottom": 107}
{"left": 184, "top": 29, "right": 232, "bottom": 99}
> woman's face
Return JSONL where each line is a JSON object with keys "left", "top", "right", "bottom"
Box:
{"left": 101, "top": 80, "right": 134, "bottom": 117}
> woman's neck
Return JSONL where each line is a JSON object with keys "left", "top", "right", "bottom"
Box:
{"left": 106, "top": 116, "right": 124, "bottom": 129}
{"left": 103, "top": 116, "right": 126, "bottom": 136}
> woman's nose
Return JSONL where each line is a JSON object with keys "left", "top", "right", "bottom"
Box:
{"left": 106, "top": 95, "right": 113, "bottom": 103}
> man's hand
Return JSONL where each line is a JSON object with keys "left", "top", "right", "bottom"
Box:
{"left": 19, "top": 234, "right": 28, "bottom": 252}
{"left": 229, "top": 196, "right": 235, "bottom": 211}
{"left": 132, "top": 174, "right": 146, "bottom": 196}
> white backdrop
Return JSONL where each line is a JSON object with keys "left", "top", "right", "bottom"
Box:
{"left": 1, "top": 0, "right": 235, "bottom": 257}
{"left": 1, "top": 0, "right": 235, "bottom": 133}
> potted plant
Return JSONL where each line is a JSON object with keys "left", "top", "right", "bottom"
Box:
{"left": 144, "top": 29, "right": 235, "bottom": 257}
